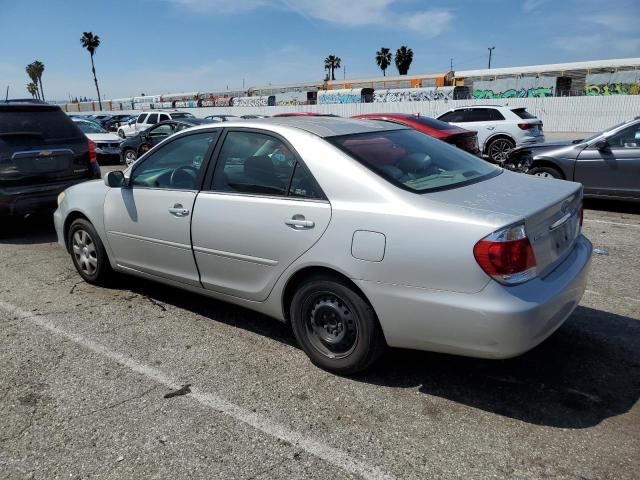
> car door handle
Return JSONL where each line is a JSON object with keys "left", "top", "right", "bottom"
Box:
{"left": 168, "top": 203, "right": 190, "bottom": 217}
{"left": 486, "top": 126, "right": 495, "bottom": 130}
{"left": 285, "top": 216, "right": 315, "bottom": 229}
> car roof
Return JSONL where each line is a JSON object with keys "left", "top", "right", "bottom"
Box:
{"left": 0, "top": 100, "right": 60, "bottom": 111}
{"left": 250, "top": 116, "right": 408, "bottom": 137}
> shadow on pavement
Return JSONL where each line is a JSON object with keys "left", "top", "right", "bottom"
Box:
{"left": 0, "top": 214, "right": 58, "bottom": 245}
{"left": 112, "top": 274, "right": 640, "bottom": 429}
{"left": 585, "top": 198, "right": 640, "bottom": 215}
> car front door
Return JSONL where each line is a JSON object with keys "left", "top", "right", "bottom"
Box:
{"left": 191, "top": 129, "right": 331, "bottom": 301}
{"left": 575, "top": 123, "right": 640, "bottom": 200}
{"left": 103, "top": 130, "right": 220, "bottom": 285}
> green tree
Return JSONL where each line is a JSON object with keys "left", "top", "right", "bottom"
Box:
{"left": 395, "top": 46, "right": 414, "bottom": 75}
{"left": 324, "top": 55, "right": 342, "bottom": 81}
{"left": 375, "top": 47, "right": 392, "bottom": 76}
{"left": 80, "top": 32, "right": 103, "bottom": 110}
{"left": 25, "top": 63, "right": 40, "bottom": 99}
{"left": 26, "top": 82, "right": 39, "bottom": 99}
{"left": 32, "top": 60, "right": 45, "bottom": 101}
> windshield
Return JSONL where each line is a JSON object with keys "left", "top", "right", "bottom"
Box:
{"left": 330, "top": 129, "right": 500, "bottom": 193}
{"left": 75, "top": 120, "right": 107, "bottom": 134}
{"left": 170, "top": 112, "right": 195, "bottom": 119}
{"left": 581, "top": 121, "right": 628, "bottom": 144}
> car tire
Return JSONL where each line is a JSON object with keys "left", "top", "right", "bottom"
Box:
{"left": 486, "top": 137, "right": 515, "bottom": 163}
{"left": 528, "top": 166, "right": 563, "bottom": 179}
{"left": 123, "top": 148, "right": 138, "bottom": 167}
{"left": 118, "top": 129, "right": 126, "bottom": 139}
{"left": 68, "top": 218, "right": 112, "bottom": 286}
{"left": 290, "top": 276, "right": 386, "bottom": 375}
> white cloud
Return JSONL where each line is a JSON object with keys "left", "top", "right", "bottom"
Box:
{"left": 523, "top": 0, "right": 548, "bottom": 12}
{"left": 167, "top": 0, "right": 453, "bottom": 33}
{"left": 581, "top": 13, "right": 638, "bottom": 33}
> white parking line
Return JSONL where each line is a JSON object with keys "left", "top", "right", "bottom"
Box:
{"left": 584, "top": 219, "right": 640, "bottom": 228}
{"left": 0, "top": 300, "right": 395, "bottom": 480}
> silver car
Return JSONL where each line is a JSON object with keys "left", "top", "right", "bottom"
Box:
{"left": 54, "top": 117, "right": 592, "bottom": 374}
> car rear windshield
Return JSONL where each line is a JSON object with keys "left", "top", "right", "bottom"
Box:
{"left": 511, "top": 108, "right": 537, "bottom": 119}
{"left": 329, "top": 129, "right": 500, "bottom": 193}
{"left": 413, "top": 115, "right": 460, "bottom": 131}
{"left": 75, "top": 120, "right": 107, "bottom": 134}
{"left": 170, "top": 112, "right": 195, "bottom": 118}
{"left": 0, "top": 108, "right": 84, "bottom": 144}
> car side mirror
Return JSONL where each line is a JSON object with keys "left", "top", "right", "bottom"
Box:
{"left": 593, "top": 139, "right": 609, "bottom": 150}
{"left": 104, "top": 170, "right": 127, "bottom": 188}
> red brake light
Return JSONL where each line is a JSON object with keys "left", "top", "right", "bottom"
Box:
{"left": 473, "top": 224, "right": 537, "bottom": 285}
{"left": 88, "top": 139, "right": 97, "bottom": 164}
{"left": 518, "top": 122, "right": 535, "bottom": 130}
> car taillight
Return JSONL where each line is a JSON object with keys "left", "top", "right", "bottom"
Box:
{"left": 88, "top": 139, "right": 97, "bottom": 164}
{"left": 473, "top": 223, "right": 537, "bottom": 285}
{"left": 518, "top": 122, "right": 535, "bottom": 130}
{"left": 579, "top": 202, "right": 584, "bottom": 226}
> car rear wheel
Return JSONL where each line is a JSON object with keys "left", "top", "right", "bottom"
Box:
{"left": 123, "top": 148, "right": 138, "bottom": 166}
{"left": 528, "top": 166, "right": 562, "bottom": 179}
{"left": 68, "top": 219, "right": 112, "bottom": 286}
{"left": 487, "top": 137, "right": 515, "bottom": 163}
{"left": 290, "top": 276, "right": 386, "bottom": 374}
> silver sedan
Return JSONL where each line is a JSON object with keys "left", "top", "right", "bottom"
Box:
{"left": 54, "top": 117, "right": 592, "bottom": 374}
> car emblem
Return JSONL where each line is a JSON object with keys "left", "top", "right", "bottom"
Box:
{"left": 561, "top": 200, "right": 571, "bottom": 214}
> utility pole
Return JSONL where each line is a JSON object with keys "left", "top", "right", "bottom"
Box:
{"left": 488, "top": 46, "right": 495, "bottom": 69}
{"left": 450, "top": 58, "right": 454, "bottom": 72}
{"left": 343, "top": 65, "right": 346, "bottom": 80}
{"left": 5, "top": 85, "right": 9, "bottom": 101}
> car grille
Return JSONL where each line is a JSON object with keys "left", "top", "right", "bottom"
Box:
{"left": 96, "top": 142, "right": 122, "bottom": 148}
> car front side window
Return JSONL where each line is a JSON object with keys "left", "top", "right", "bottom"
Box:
{"left": 136, "top": 114, "right": 147, "bottom": 124}
{"left": 607, "top": 124, "right": 640, "bottom": 148}
{"left": 130, "top": 131, "right": 218, "bottom": 190}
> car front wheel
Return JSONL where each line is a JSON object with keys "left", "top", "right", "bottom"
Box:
{"left": 290, "top": 276, "right": 386, "bottom": 374}
{"left": 118, "top": 129, "right": 126, "bottom": 139}
{"left": 68, "top": 218, "right": 112, "bottom": 286}
{"left": 528, "top": 166, "right": 562, "bottom": 179}
{"left": 123, "top": 148, "right": 138, "bottom": 166}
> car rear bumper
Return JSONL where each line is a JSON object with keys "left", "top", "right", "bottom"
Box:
{"left": 356, "top": 234, "right": 592, "bottom": 359}
{"left": 0, "top": 176, "right": 97, "bottom": 217}
{"left": 518, "top": 134, "right": 545, "bottom": 145}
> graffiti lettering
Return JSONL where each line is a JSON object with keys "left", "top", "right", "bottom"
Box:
{"left": 472, "top": 87, "right": 553, "bottom": 99}
{"left": 373, "top": 87, "right": 455, "bottom": 102}
{"left": 584, "top": 83, "right": 640, "bottom": 96}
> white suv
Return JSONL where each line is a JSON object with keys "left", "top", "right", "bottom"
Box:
{"left": 437, "top": 106, "right": 544, "bottom": 163}
{"left": 117, "top": 111, "right": 195, "bottom": 138}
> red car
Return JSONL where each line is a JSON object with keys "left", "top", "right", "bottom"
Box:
{"left": 352, "top": 113, "right": 479, "bottom": 155}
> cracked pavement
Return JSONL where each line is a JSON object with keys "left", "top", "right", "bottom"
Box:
{"left": 0, "top": 199, "right": 639, "bottom": 480}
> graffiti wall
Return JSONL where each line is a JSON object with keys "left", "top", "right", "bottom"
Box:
{"left": 472, "top": 76, "right": 555, "bottom": 99}
{"left": 373, "top": 87, "right": 455, "bottom": 102}
{"left": 318, "top": 89, "right": 364, "bottom": 105}
{"left": 231, "top": 96, "right": 275, "bottom": 107}
{"left": 585, "top": 71, "right": 640, "bottom": 96}
{"left": 275, "top": 91, "right": 309, "bottom": 106}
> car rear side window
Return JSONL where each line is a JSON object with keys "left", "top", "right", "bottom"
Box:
{"left": 330, "top": 129, "right": 500, "bottom": 193}
{"left": 511, "top": 108, "right": 536, "bottom": 119}
{"left": 146, "top": 114, "right": 159, "bottom": 125}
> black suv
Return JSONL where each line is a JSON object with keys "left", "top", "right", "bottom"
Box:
{"left": 0, "top": 100, "right": 101, "bottom": 217}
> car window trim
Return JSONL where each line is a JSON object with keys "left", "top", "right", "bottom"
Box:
{"left": 128, "top": 128, "right": 223, "bottom": 191}
{"left": 203, "top": 127, "right": 327, "bottom": 202}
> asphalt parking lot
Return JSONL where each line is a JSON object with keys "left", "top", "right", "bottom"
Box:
{"left": 1, "top": 199, "right": 639, "bottom": 480}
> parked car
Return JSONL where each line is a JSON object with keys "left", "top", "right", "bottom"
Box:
{"left": 353, "top": 113, "right": 479, "bottom": 155}
{"left": 54, "top": 117, "right": 591, "bottom": 374}
{"left": 203, "top": 114, "right": 239, "bottom": 122}
{"left": 117, "top": 111, "right": 195, "bottom": 138}
{"left": 506, "top": 118, "right": 640, "bottom": 201}
{"left": 119, "top": 118, "right": 215, "bottom": 166}
{"left": 437, "top": 106, "right": 544, "bottom": 163}
{"left": 0, "top": 100, "right": 100, "bottom": 218}
{"left": 241, "top": 114, "right": 270, "bottom": 119}
{"left": 72, "top": 118, "right": 124, "bottom": 165}
{"left": 101, "top": 114, "right": 135, "bottom": 132}
{"left": 272, "top": 113, "right": 339, "bottom": 117}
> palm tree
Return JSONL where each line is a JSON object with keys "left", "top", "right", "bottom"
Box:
{"left": 80, "top": 32, "right": 103, "bottom": 110}
{"left": 375, "top": 47, "right": 392, "bottom": 76}
{"left": 324, "top": 55, "right": 342, "bottom": 81}
{"left": 26, "top": 82, "right": 39, "bottom": 99}
{"left": 32, "top": 60, "right": 45, "bottom": 101}
{"left": 25, "top": 63, "right": 40, "bottom": 99}
{"left": 395, "top": 46, "right": 414, "bottom": 75}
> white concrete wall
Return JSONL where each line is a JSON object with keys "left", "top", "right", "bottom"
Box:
{"left": 81, "top": 96, "right": 640, "bottom": 133}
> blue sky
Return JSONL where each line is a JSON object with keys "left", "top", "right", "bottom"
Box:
{"left": 1, "top": 0, "right": 638, "bottom": 100}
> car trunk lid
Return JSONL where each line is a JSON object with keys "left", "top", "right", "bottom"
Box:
{"left": 425, "top": 170, "right": 583, "bottom": 277}
{"left": 445, "top": 131, "right": 479, "bottom": 154}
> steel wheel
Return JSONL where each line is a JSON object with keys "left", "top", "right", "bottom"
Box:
{"left": 303, "top": 291, "right": 359, "bottom": 359}
{"left": 488, "top": 138, "right": 514, "bottom": 163}
{"left": 118, "top": 130, "right": 126, "bottom": 139}
{"left": 124, "top": 149, "right": 137, "bottom": 166}
{"left": 72, "top": 229, "right": 98, "bottom": 276}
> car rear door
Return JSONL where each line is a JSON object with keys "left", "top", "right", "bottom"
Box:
{"left": 191, "top": 129, "right": 331, "bottom": 301}
{"left": 103, "top": 130, "right": 220, "bottom": 284}
{"left": 0, "top": 105, "right": 93, "bottom": 189}
{"left": 575, "top": 123, "right": 640, "bottom": 200}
